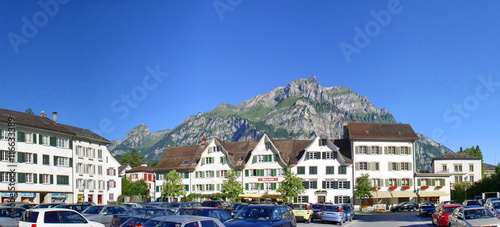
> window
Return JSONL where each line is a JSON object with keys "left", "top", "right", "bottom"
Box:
{"left": 319, "top": 139, "right": 327, "bottom": 146}
{"left": 195, "top": 172, "right": 204, "bottom": 178}
{"left": 0, "top": 130, "right": 8, "bottom": 140}
{"left": 182, "top": 172, "right": 189, "bottom": 179}
{"left": 77, "top": 179, "right": 84, "bottom": 189}
{"left": 42, "top": 174, "right": 50, "bottom": 184}
{"left": 55, "top": 157, "right": 69, "bottom": 167}
{"left": 325, "top": 152, "right": 334, "bottom": 159}
{"left": 308, "top": 152, "right": 318, "bottom": 159}
{"left": 206, "top": 184, "right": 214, "bottom": 191}
{"left": 308, "top": 181, "right": 317, "bottom": 189}
{"left": 1, "top": 151, "right": 9, "bottom": 161}
{"left": 297, "top": 196, "right": 309, "bottom": 203}
{"left": 338, "top": 181, "right": 349, "bottom": 189}
{"left": 255, "top": 155, "right": 273, "bottom": 163}
{"left": 220, "top": 170, "right": 227, "bottom": 178}
{"left": 442, "top": 164, "right": 448, "bottom": 172}
{"left": 336, "top": 196, "right": 350, "bottom": 204}
{"left": 2, "top": 172, "right": 11, "bottom": 182}
{"left": 181, "top": 160, "right": 189, "bottom": 165}
{"left": 250, "top": 183, "right": 258, "bottom": 190}
{"left": 43, "top": 155, "right": 50, "bottom": 165}
{"left": 98, "top": 150, "right": 103, "bottom": 159}
{"left": 387, "top": 146, "right": 396, "bottom": 155}
{"left": 324, "top": 181, "right": 335, "bottom": 189}
{"left": 277, "top": 169, "right": 284, "bottom": 176}
{"left": 98, "top": 166, "right": 102, "bottom": 175}
{"left": 25, "top": 133, "right": 34, "bottom": 143}
{"left": 359, "top": 162, "right": 368, "bottom": 170}
{"left": 455, "top": 176, "right": 463, "bottom": 182}
{"left": 469, "top": 164, "right": 474, "bottom": 172}
{"left": 391, "top": 163, "right": 398, "bottom": 171}
{"left": 206, "top": 171, "right": 214, "bottom": 178}
{"left": 358, "top": 146, "right": 367, "bottom": 154}
{"left": 326, "top": 166, "right": 335, "bottom": 174}
{"left": 371, "top": 179, "right": 381, "bottom": 187}
{"left": 76, "top": 146, "right": 83, "bottom": 156}
{"left": 57, "top": 175, "right": 69, "bottom": 185}
{"left": 338, "top": 166, "right": 347, "bottom": 174}
{"left": 41, "top": 135, "right": 50, "bottom": 145}
{"left": 264, "top": 183, "right": 273, "bottom": 190}
{"left": 24, "top": 153, "right": 33, "bottom": 163}
{"left": 469, "top": 176, "right": 474, "bottom": 182}
{"left": 401, "top": 163, "right": 409, "bottom": 171}
{"left": 402, "top": 178, "right": 410, "bottom": 186}
{"left": 297, "top": 167, "right": 305, "bottom": 175}
{"left": 371, "top": 146, "right": 380, "bottom": 154}
{"left": 401, "top": 147, "right": 409, "bottom": 155}
{"left": 204, "top": 157, "right": 213, "bottom": 164}
{"left": 76, "top": 163, "right": 83, "bottom": 174}
{"left": 57, "top": 138, "right": 69, "bottom": 148}
{"left": 220, "top": 156, "right": 227, "bottom": 164}
{"left": 264, "top": 169, "right": 273, "bottom": 177}
{"left": 454, "top": 165, "right": 463, "bottom": 172}
{"left": 389, "top": 178, "right": 397, "bottom": 186}
{"left": 309, "top": 166, "right": 317, "bottom": 175}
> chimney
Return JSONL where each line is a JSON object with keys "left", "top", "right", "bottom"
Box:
{"left": 52, "top": 112, "right": 58, "bottom": 122}
{"left": 40, "top": 111, "right": 46, "bottom": 118}
{"left": 141, "top": 162, "right": 147, "bottom": 167}
{"left": 201, "top": 136, "right": 207, "bottom": 145}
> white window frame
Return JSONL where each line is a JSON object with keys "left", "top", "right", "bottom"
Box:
{"left": 401, "top": 147, "right": 409, "bottom": 155}
{"left": 26, "top": 173, "right": 34, "bottom": 183}
{"left": 42, "top": 174, "right": 50, "bottom": 184}
{"left": 388, "top": 146, "right": 396, "bottom": 155}
{"left": 359, "top": 162, "right": 368, "bottom": 170}
{"left": 57, "top": 138, "right": 69, "bottom": 148}
{"left": 41, "top": 135, "right": 50, "bottom": 145}
{"left": 371, "top": 146, "right": 380, "bottom": 155}
{"left": 309, "top": 152, "right": 318, "bottom": 159}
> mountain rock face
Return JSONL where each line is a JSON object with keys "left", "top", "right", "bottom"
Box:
{"left": 110, "top": 76, "right": 451, "bottom": 170}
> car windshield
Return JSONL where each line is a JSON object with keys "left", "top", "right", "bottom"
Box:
{"left": 324, "top": 206, "right": 340, "bottom": 212}
{"left": 294, "top": 204, "right": 307, "bottom": 210}
{"left": 444, "top": 207, "right": 459, "bottom": 213}
{"left": 83, "top": 206, "right": 104, "bottom": 214}
{"left": 422, "top": 204, "right": 435, "bottom": 208}
{"left": 466, "top": 201, "right": 480, "bottom": 206}
{"left": 165, "top": 203, "right": 180, "bottom": 208}
{"left": 235, "top": 207, "right": 273, "bottom": 220}
{"left": 311, "top": 204, "right": 323, "bottom": 209}
{"left": 464, "top": 209, "right": 495, "bottom": 219}
{"left": 177, "top": 209, "right": 202, "bottom": 216}
{"left": 143, "top": 220, "right": 182, "bottom": 227}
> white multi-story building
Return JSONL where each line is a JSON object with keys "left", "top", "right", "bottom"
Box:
{"left": 348, "top": 122, "right": 419, "bottom": 207}
{"left": 0, "top": 108, "right": 121, "bottom": 204}
{"left": 433, "top": 152, "right": 482, "bottom": 185}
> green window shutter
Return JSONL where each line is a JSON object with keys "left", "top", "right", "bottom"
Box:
{"left": 18, "top": 173, "right": 26, "bottom": 183}
{"left": 50, "top": 175, "right": 54, "bottom": 184}
{"left": 33, "top": 174, "right": 37, "bottom": 183}
{"left": 304, "top": 196, "right": 309, "bottom": 203}
{"left": 275, "top": 154, "right": 279, "bottom": 162}
{"left": 216, "top": 171, "right": 220, "bottom": 178}
{"left": 396, "top": 146, "right": 401, "bottom": 154}
{"left": 355, "top": 146, "right": 359, "bottom": 154}
{"left": 367, "top": 162, "right": 372, "bottom": 171}
{"left": 355, "top": 162, "right": 359, "bottom": 170}
{"left": 441, "top": 179, "right": 446, "bottom": 186}
{"left": 208, "top": 147, "right": 213, "bottom": 153}
{"left": 156, "top": 186, "right": 160, "bottom": 192}
{"left": 185, "top": 185, "right": 189, "bottom": 192}
{"left": 417, "top": 179, "right": 421, "bottom": 186}
{"left": 33, "top": 154, "right": 38, "bottom": 164}
{"left": 260, "top": 183, "right": 264, "bottom": 190}
{"left": 431, "top": 179, "right": 436, "bottom": 186}
{"left": 272, "top": 169, "right": 277, "bottom": 177}
{"left": 252, "top": 156, "right": 257, "bottom": 163}
{"left": 245, "top": 183, "right": 249, "bottom": 190}
{"left": 408, "top": 147, "right": 412, "bottom": 155}
{"left": 305, "top": 152, "right": 309, "bottom": 160}
{"left": 69, "top": 158, "right": 73, "bottom": 167}
{"left": 264, "top": 155, "right": 270, "bottom": 162}
{"left": 312, "top": 181, "right": 317, "bottom": 189}
{"left": 217, "top": 184, "right": 221, "bottom": 191}
{"left": 50, "top": 136, "right": 56, "bottom": 146}
{"left": 367, "top": 146, "right": 372, "bottom": 155}
{"left": 322, "top": 181, "right": 326, "bottom": 189}
{"left": 333, "top": 181, "right": 339, "bottom": 189}
{"left": 272, "top": 183, "right": 277, "bottom": 190}
{"left": 38, "top": 134, "right": 43, "bottom": 144}
{"left": 33, "top": 134, "right": 37, "bottom": 143}
{"left": 17, "top": 152, "right": 24, "bottom": 163}
{"left": 259, "top": 169, "right": 264, "bottom": 176}
{"left": 192, "top": 185, "right": 196, "bottom": 191}
{"left": 374, "top": 163, "right": 379, "bottom": 171}
{"left": 409, "top": 179, "right": 413, "bottom": 186}
{"left": 17, "top": 131, "right": 25, "bottom": 142}
{"left": 384, "top": 146, "right": 388, "bottom": 154}
{"left": 303, "top": 181, "right": 309, "bottom": 189}
{"left": 54, "top": 156, "right": 58, "bottom": 166}
{"left": 409, "top": 163, "right": 412, "bottom": 171}
{"left": 322, "top": 152, "right": 326, "bottom": 159}
{"left": 202, "top": 158, "right": 206, "bottom": 165}
{"left": 245, "top": 170, "right": 249, "bottom": 177}
{"left": 385, "top": 179, "right": 389, "bottom": 187}
{"left": 335, "top": 196, "right": 339, "bottom": 204}
{"left": 346, "top": 181, "right": 351, "bottom": 189}
{"left": 69, "top": 140, "right": 73, "bottom": 149}
{"left": 397, "top": 179, "right": 402, "bottom": 186}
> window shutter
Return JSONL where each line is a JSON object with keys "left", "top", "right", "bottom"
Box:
{"left": 397, "top": 163, "right": 401, "bottom": 171}
{"left": 431, "top": 179, "right": 436, "bottom": 186}
{"left": 335, "top": 196, "right": 339, "bottom": 204}
{"left": 272, "top": 169, "right": 277, "bottom": 177}
{"left": 69, "top": 140, "right": 73, "bottom": 149}
{"left": 385, "top": 179, "right": 389, "bottom": 187}
{"left": 208, "top": 147, "right": 213, "bottom": 153}
{"left": 333, "top": 181, "right": 339, "bottom": 189}
{"left": 275, "top": 154, "right": 279, "bottom": 162}
{"left": 185, "top": 185, "right": 189, "bottom": 191}
{"left": 305, "top": 152, "right": 309, "bottom": 160}
{"left": 54, "top": 156, "right": 58, "bottom": 166}
{"left": 33, "top": 154, "right": 38, "bottom": 164}
{"left": 69, "top": 158, "right": 73, "bottom": 167}
{"left": 396, "top": 146, "right": 401, "bottom": 154}
{"left": 409, "top": 163, "right": 412, "bottom": 171}
{"left": 367, "top": 146, "right": 372, "bottom": 155}
{"left": 367, "top": 162, "right": 372, "bottom": 171}
{"left": 272, "top": 183, "right": 277, "bottom": 190}
{"left": 38, "top": 134, "right": 43, "bottom": 144}
{"left": 441, "top": 179, "right": 446, "bottom": 186}
{"left": 397, "top": 179, "right": 402, "bottom": 186}
{"left": 50, "top": 175, "right": 54, "bottom": 184}
{"left": 260, "top": 183, "right": 264, "bottom": 190}
{"left": 33, "top": 174, "right": 37, "bottom": 183}
{"left": 245, "top": 170, "right": 249, "bottom": 177}
{"left": 304, "top": 196, "right": 309, "bottom": 203}
{"left": 245, "top": 183, "right": 249, "bottom": 190}
{"left": 32, "top": 134, "right": 37, "bottom": 144}
{"left": 18, "top": 173, "right": 25, "bottom": 183}
{"left": 17, "top": 152, "right": 24, "bottom": 162}
{"left": 322, "top": 152, "right": 326, "bottom": 159}
{"left": 17, "top": 131, "right": 25, "bottom": 142}
{"left": 217, "top": 184, "right": 221, "bottom": 191}
{"left": 192, "top": 185, "right": 196, "bottom": 191}
{"left": 417, "top": 179, "right": 421, "bottom": 186}
{"left": 252, "top": 156, "right": 257, "bottom": 163}
{"left": 355, "top": 146, "right": 359, "bottom": 154}
{"left": 355, "top": 162, "right": 359, "bottom": 170}
{"left": 384, "top": 146, "right": 388, "bottom": 154}
{"left": 50, "top": 136, "right": 56, "bottom": 146}
{"left": 312, "top": 181, "right": 317, "bottom": 189}
{"left": 322, "top": 181, "right": 326, "bottom": 189}
{"left": 408, "top": 147, "right": 412, "bottom": 155}
{"left": 259, "top": 169, "right": 264, "bottom": 176}
{"left": 346, "top": 181, "right": 351, "bottom": 189}
{"left": 303, "top": 181, "right": 309, "bottom": 189}
{"left": 409, "top": 179, "right": 413, "bottom": 186}
{"left": 202, "top": 158, "right": 206, "bottom": 165}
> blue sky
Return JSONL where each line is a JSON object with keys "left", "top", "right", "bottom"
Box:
{"left": 2, "top": 0, "right": 499, "bottom": 165}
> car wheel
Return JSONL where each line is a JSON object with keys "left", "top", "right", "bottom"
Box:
{"left": 306, "top": 216, "right": 311, "bottom": 223}
{"left": 398, "top": 208, "right": 402, "bottom": 212}
{"left": 337, "top": 221, "right": 343, "bottom": 226}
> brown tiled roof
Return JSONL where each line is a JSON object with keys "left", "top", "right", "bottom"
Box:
{"left": 216, "top": 139, "right": 258, "bottom": 169}
{"left": 433, "top": 152, "right": 481, "bottom": 160}
{"left": 0, "top": 108, "right": 74, "bottom": 134}
{"left": 154, "top": 145, "right": 207, "bottom": 173}
{"left": 347, "top": 123, "right": 418, "bottom": 141}
{"left": 126, "top": 166, "right": 155, "bottom": 173}
{"left": 273, "top": 138, "right": 312, "bottom": 165}
{"left": 332, "top": 139, "right": 353, "bottom": 164}
{"left": 60, "top": 124, "right": 111, "bottom": 144}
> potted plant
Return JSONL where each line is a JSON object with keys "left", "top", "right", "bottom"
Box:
{"left": 402, "top": 185, "right": 411, "bottom": 190}
{"left": 372, "top": 186, "right": 381, "bottom": 191}
{"left": 435, "top": 185, "right": 443, "bottom": 189}
{"left": 389, "top": 186, "right": 398, "bottom": 191}
{"left": 421, "top": 185, "right": 429, "bottom": 190}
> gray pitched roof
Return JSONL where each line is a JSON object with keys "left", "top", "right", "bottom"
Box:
{"left": 348, "top": 123, "right": 418, "bottom": 141}
{"left": 433, "top": 152, "right": 482, "bottom": 160}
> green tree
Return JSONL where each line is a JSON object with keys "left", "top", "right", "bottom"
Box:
{"left": 221, "top": 170, "right": 243, "bottom": 204}
{"left": 150, "top": 160, "right": 159, "bottom": 168}
{"left": 122, "top": 177, "right": 133, "bottom": 196}
{"left": 459, "top": 145, "right": 482, "bottom": 158}
{"left": 277, "top": 168, "right": 305, "bottom": 202}
{"left": 130, "top": 179, "right": 150, "bottom": 196}
{"left": 25, "top": 108, "right": 34, "bottom": 115}
{"left": 161, "top": 170, "right": 185, "bottom": 202}
{"left": 451, "top": 181, "right": 472, "bottom": 203}
{"left": 354, "top": 174, "right": 372, "bottom": 200}
{"left": 120, "top": 150, "right": 144, "bottom": 168}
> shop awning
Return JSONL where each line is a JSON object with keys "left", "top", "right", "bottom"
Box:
{"left": 390, "top": 191, "right": 417, "bottom": 197}
{"left": 370, "top": 191, "right": 392, "bottom": 198}
{"left": 239, "top": 194, "right": 261, "bottom": 198}
{"left": 418, "top": 191, "right": 448, "bottom": 197}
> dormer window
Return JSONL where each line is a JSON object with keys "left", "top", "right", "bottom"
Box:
{"left": 181, "top": 160, "right": 190, "bottom": 165}
{"left": 319, "top": 139, "right": 327, "bottom": 146}
{"left": 265, "top": 142, "right": 271, "bottom": 150}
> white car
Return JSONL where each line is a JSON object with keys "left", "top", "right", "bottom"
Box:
{"left": 18, "top": 208, "right": 105, "bottom": 227}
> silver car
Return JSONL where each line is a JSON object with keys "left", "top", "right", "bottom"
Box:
{"left": 82, "top": 205, "right": 128, "bottom": 226}
{"left": 143, "top": 215, "right": 225, "bottom": 227}
{"left": 0, "top": 207, "right": 25, "bottom": 227}
{"left": 484, "top": 200, "right": 500, "bottom": 217}
{"left": 448, "top": 206, "right": 500, "bottom": 227}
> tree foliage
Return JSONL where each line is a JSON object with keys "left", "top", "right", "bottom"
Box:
{"left": 354, "top": 174, "right": 372, "bottom": 199}
{"left": 120, "top": 150, "right": 144, "bottom": 168}
{"left": 459, "top": 145, "right": 482, "bottom": 158}
{"left": 161, "top": 170, "right": 185, "bottom": 200}
{"left": 122, "top": 177, "right": 149, "bottom": 196}
{"left": 25, "top": 108, "right": 34, "bottom": 115}
{"left": 277, "top": 168, "right": 305, "bottom": 202}
{"left": 221, "top": 170, "right": 243, "bottom": 204}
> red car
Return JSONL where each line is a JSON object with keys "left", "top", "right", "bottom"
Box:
{"left": 431, "top": 204, "right": 462, "bottom": 226}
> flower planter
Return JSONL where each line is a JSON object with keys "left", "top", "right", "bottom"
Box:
{"left": 402, "top": 186, "right": 411, "bottom": 191}
{"left": 372, "top": 187, "right": 381, "bottom": 191}
{"left": 435, "top": 186, "right": 443, "bottom": 190}
{"left": 421, "top": 186, "right": 429, "bottom": 190}
{"left": 389, "top": 186, "right": 398, "bottom": 191}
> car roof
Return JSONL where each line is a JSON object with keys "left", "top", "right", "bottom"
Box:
{"left": 150, "top": 215, "right": 220, "bottom": 222}
{"left": 27, "top": 208, "right": 76, "bottom": 212}
{"left": 442, "top": 204, "right": 462, "bottom": 208}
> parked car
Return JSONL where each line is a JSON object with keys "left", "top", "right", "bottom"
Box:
{"left": 418, "top": 203, "right": 436, "bottom": 217}
{"left": 143, "top": 215, "right": 225, "bottom": 227}
{"left": 110, "top": 207, "right": 174, "bottom": 227}
{"left": 311, "top": 203, "right": 328, "bottom": 220}
{"left": 33, "top": 203, "right": 64, "bottom": 209}
{"left": 18, "top": 203, "right": 38, "bottom": 209}
{"left": 55, "top": 203, "right": 93, "bottom": 213}
{"left": 291, "top": 203, "right": 313, "bottom": 223}
{"left": 440, "top": 200, "right": 459, "bottom": 205}
{"left": 342, "top": 204, "right": 355, "bottom": 221}
{"left": 201, "top": 200, "right": 231, "bottom": 212}
{"left": 431, "top": 204, "right": 462, "bottom": 227}
{"left": 120, "top": 216, "right": 152, "bottom": 227}
{"left": 18, "top": 208, "right": 105, "bottom": 227}
{"left": 225, "top": 204, "right": 297, "bottom": 227}
{"left": 390, "top": 202, "right": 418, "bottom": 212}
{"left": 0, "top": 206, "right": 25, "bottom": 227}
{"left": 485, "top": 197, "right": 500, "bottom": 204}
{"left": 321, "top": 204, "right": 345, "bottom": 225}
{"left": 81, "top": 205, "right": 129, "bottom": 226}
{"left": 484, "top": 200, "right": 500, "bottom": 217}
{"left": 448, "top": 206, "right": 500, "bottom": 227}
{"left": 462, "top": 199, "right": 481, "bottom": 207}
{"left": 231, "top": 202, "right": 248, "bottom": 217}
{"left": 160, "top": 202, "right": 201, "bottom": 211}
{"left": 478, "top": 199, "right": 487, "bottom": 206}
{"left": 175, "top": 207, "right": 232, "bottom": 222}
{"left": 120, "top": 202, "right": 144, "bottom": 209}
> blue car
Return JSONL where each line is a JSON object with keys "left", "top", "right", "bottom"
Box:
{"left": 321, "top": 204, "right": 346, "bottom": 225}
{"left": 418, "top": 203, "right": 436, "bottom": 217}
{"left": 341, "top": 204, "right": 354, "bottom": 221}
{"left": 224, "top": 204, "right": 297, "bottom": 227}
{"left": 175, "top": 207, "right": 232, "bottom": 222}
